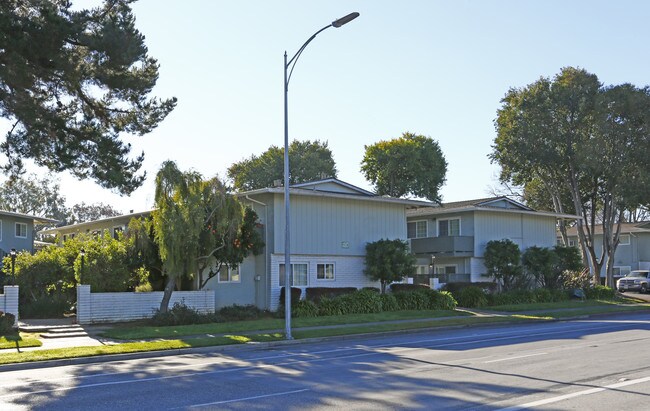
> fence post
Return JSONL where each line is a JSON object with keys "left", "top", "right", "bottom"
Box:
{"left": 3, "top": 286, "right": 19, "bottom": 326}
{"left": 77, "top": 284, "right": 91, "bottom": 324}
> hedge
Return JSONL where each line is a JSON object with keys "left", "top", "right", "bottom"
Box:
{"left": 305, "top": 287, "right": 357, "bottom": 303}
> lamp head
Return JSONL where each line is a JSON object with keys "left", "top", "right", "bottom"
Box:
{"left": 10, "top": 248, "right": 16, "bottom": 257}
{"left": 80, "top": 248, "right": 85, "bottom": 257}
{"left": 332, "top": 12, "right": 360, "bottom": 28}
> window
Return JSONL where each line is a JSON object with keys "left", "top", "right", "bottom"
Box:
{"left": 415, "top": 265, "right": 429, "bottom": 275}
{"left": 218, "top": 265, "right": 240, "bottom": 283}
{"left": 434, "top": 265, "right": 457, "bottom": 275}
{"left": 113, "top": 226, "right": 124, "bottom": 239}
{"left": 438, "top": 218, "right": 460, "bottom": 237}
{"left": 568, "top": 239, "right": 576, "bottom": 247}
{"left": 619, "top": 234, "right": 630, "bottom": 246}
{"left": 279, "top": 263, "right": 308, "bottom": 286}
{"left": 407, "top": 221, "right": 427, "bottom": 239}
{"left": 613, "top": 266, "right": 631, "bottom": 277}
{"left": 317, "top": 263, "right": 335, "bottom": 280}
{"left": 15, "top": 222, "right": 27, "bottom": 238}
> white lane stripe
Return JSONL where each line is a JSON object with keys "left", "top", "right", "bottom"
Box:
{"left": 484, "top": 353, "right": 548, "bottom": 363}
{"left": 186, "top": 388, "right": 310, "bottom": 408}
{"left": 497, "top": 375, "right": 650, "bottom": 410}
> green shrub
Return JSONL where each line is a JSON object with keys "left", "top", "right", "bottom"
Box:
{"left": 0, "top": 312, "right": 16, "bottom": 334}
{"left": 20, "top": 293, "right": 71, "bottom": 318}
{"left": 337, "top": 289, "right": 383, "bottom": 314}
{"left": 533, "top": 288, "right": 552, "bottom": 303}
{"left": 389, "top": 283, "right": 430, "bottom": 293}
{"left": 456, "top": 286, "right": 488, "bottom": 308}
{"left": 443, "top": 282, "right": 497, "bottom": 295}
{"left": 428, "top": 290, "right": 457, "bottom": 310}
{"left": 278, "top": 287, "right": 302, "bottom": 306}
{"left": 151, "top": 301, "right": 216, "bottom": 326}
{"left": 488, "top": 290, "right": 536, "bottom": 306}
{"left": 379, "top": 293, "right": 399, "bottom": 311}
{"left": 294, "top": 300, "right": 319, "bottom": 318}
{"left": 317, "top": 297, "right": 345, "bottom": 316}
{"left": 305, "top": 287, "right": 357, "bottom": 303}
{"left": 135, "top": 282, "right": 153, "bottom": 292}
{"left": 393, "top": 290, "right": 430, "bottom": 310}
{"left": 218, "top": 304, "right": 266, "bottom": 321}
{"left": 585, "top": 285, "right": 615, "bottom": 300}
{"left": 550, "top": 289, "right": 571, "bottom": 302}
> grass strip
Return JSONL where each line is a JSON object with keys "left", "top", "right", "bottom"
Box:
{"left": 0, "top": 333, "right": 42, "bottom": 350}
{"left": 104, "top": 310, "right": 468, "bottom": 340}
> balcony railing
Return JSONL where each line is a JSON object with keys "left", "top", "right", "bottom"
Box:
{"left": 409, "top": 236, "right": 474, "bottom": 257}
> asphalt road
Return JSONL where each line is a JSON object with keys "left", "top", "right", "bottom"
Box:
{"left": 2, "top": 312, "right": 650, "bottom": 410}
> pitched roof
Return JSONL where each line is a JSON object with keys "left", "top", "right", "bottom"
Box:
{"left": 39, "top": 210, "right": 153, "bottom": 234}
{"left": 407, "top": 196, "right": 579, "bottom": 220}
{"left": 0, "top": 209, "right": 59, "bottom": 224}
{"left": 565, "top": 222, "right": 650, "bottom": 236}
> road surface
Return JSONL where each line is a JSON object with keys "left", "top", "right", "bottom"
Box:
{"left": 1, "top": 312, "right": 650, "bottom": 410}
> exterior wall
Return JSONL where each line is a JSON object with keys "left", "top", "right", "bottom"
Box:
{"left": 407, "top": 212, "right": 475, "bottom": 238}
{"left": 0, "top": 215, "right": 34, "bottom": 254}
{"left": 76, "top": 285, "right": 215, "bottom": 324}
{"left": 268, "top": 254, "right": 378, "bottom": 311}
{"left": 473, "top": 211, "right": 557, "bottom": 257}
{"left": 202, "top": 256, "right": 263, "bottom": 309}
{"left": 272, "top": 194, "right": 407, "bottom": 256}
{"left": 0, "top": 286, "right": 19, "bottom": 325}
{"left": 638, "top": 234, "right": 650, "bottom": 262}
{"left": 566, "top": 232, "right": 650, "bottom": 276}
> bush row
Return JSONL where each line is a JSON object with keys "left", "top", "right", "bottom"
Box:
{"left": 446, "top": 283, "right": 617, "bottom": 308}
{"left": 292, "top": 288, "right": 457, "bottom": 318}
{"left": 150, "top": 302, "right": 271, "bottom": 326}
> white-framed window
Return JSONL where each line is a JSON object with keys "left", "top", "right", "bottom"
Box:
{"left": 279, "top": 263, "right": 308, "bottom": 286}
{"left": 434, "top": 265, "right": 457, "bottom": 275}
{"left": 15, "top": 222, "right": 27, "bottom": 238}
{"left": 618, "top": 234, "right": 631, "bottom": 246}
{"left": 218, "top": 265, "right": 240, "bottom": 283}
{"left": 568, "top": 239, "right": 576, "bottom": 247}
{"left": 407, "top": 220, "right": 428, "bottom": 239}
{"left": 613, "top": 266, "right": 631, "bottom": 277}
{"left": 112, "top": 226, "right": 124, "bottom": 239}
{"left": 415, "top": 265, "right": 429, "bottom": 275}
{"left": 438, "top": 218, "right": 460, "bottom": 237}
{"left": 316, "top": 263, "right": 335, "bottom": 280}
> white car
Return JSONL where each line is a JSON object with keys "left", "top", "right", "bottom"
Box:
{"left": 617, "top": 270, "right": 650, "bottom": 293}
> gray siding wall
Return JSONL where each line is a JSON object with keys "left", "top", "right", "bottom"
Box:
{"left": 273, "top": 194, "right": 407, "bottom": 256}
{"left": 473, "top": 211, "right": 557, "bottom": 257}
{"left": 0, "top": 216, "right": 34, "bottom": 253}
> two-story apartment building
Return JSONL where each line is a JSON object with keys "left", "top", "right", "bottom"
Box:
{"left": 407, "top": 197, "right": 579, "bottom": 288}
{"left": 0, "top": 210, "right": 58, "bottom": 257}
{"left": 40, "top": 210, "right": 152, "bottom": 243}
{"left": 564, "top": 222, "right": 650, "bottom": 279}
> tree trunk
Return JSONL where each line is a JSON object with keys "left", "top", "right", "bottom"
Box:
{"left": 159, "top": 276, "right": 176, "bottom": 313}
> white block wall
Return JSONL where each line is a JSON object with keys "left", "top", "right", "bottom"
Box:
{"left": 269, "top": 254, "right": 379, "bottom": 310}
{"left": 76, "top": 285, "right": 215, "bottom": 324}
{"left": 1, "top": 286, "right": 19, "bottom": 326}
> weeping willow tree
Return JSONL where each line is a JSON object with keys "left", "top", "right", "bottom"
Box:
{"left": 152, "top": 161, "right": 263, "bottom": 312}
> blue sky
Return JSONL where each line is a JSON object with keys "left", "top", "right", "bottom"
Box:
{"left": 6, "top": 0, "right": 650, "bottom": 212}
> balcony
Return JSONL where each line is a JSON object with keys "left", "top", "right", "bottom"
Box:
{"left": 409, "top": 236, "right": 474, "bottom": 257}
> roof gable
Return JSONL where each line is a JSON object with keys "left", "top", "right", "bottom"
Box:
{"left": 291, "top": 178, "right": 375, "bottom": 196}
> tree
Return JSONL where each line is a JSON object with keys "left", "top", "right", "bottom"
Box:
{"left": 491, "top": 67, "right": 650, "bottom": 286}
{"left": 0, "top": 174, "right": 68, "bottom": 221}
{"left": 483, "top": 239, "right": 525, "bottom": 291}
{"left": 0, "top": 0, "right": 176, "bottom": 194}
{"left": 67, "top": 202, "right": 122, "bottom": 224}
{"left": 361, "top": 132, "right": 447, "bottom": 202}
{"left": 522, "top": 246, "right": 557, "bottom": 289}
{"left": 364, "top": 239, "right": 416, "bottom": 293}
{"left": 228, "top": 140, "right": 337, "bottom": 191}
{"left": 152, "top": 161, "right": 264, "bottom": 312}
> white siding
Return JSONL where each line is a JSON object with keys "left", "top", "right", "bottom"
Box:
{"left": 273, "top": 195, "right": 407, "bottom": 256}
{"left": 474, "top": 211, "right": 557, "bottom": 256}
{"left": 269, "top": 254, "right": 378, "bottom": 311}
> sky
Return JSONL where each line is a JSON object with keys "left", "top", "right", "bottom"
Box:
{"left": 5, "top": 0, "right": 650, "bottom": 214}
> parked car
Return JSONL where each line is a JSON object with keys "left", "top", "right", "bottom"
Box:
{"left": 616, "top": 270, "right": 650, "bottom": 293}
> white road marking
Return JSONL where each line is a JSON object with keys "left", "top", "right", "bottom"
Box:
{"left": 484, "top": 352, "right": 548, "bottom": 363}
{"left": 496, "top": 375, "right": 650, "bottom": 410}
{"left": 186, "top": 388, "right": 310, "bottom": 408}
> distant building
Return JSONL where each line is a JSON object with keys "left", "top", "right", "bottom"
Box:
{"left": 40, "top": 210, "right": 152, "bottom": 243}
{"left": 0, "top": 210, "right": 58, "bottom": 256}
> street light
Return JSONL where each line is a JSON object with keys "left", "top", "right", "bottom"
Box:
{"left": 79, "top": 248, "right": 85, "bottom": 285}
{"left": 283, "top": 12, "right": 359, "bottom": 340}
{"left": 10, "top": 248, "right": 16, "bottom": 286}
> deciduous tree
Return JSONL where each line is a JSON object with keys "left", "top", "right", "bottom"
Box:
{"left": 228, "top": 140, "right": 337, "bottom": 191}
{"left": 361, "top": 132, "right": 447, "bottom": 202}
{"left": 364, "top": 239, "right": 416, "bottom": 293}
{"left": 0, "top": 0, "right": 176, "bottom": 194}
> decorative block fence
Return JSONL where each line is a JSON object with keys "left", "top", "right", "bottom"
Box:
{"left": 76, "top": 285, "right": 215, "bottom": 324}
{"left": 1, "top": 286, "right": 19, "bottom": 326}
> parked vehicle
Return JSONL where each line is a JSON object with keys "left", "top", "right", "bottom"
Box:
{"left": 617, "top": 270, "right": 650, "bottom": 293}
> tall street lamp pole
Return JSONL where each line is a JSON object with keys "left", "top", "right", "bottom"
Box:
{"left": 283, "top": 12, "right": 359, "bottom": 340}
{"left": 10, "top": 248, "right": 16, "bottom": 286}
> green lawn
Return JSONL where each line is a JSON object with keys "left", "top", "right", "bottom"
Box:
{"left": 481, "top": 299, "right": 650, "bottom": 313}
{"left": 0, "top": 333, "right": 42, "bottom": 350}
{"left": 103, "top": 309, "right": 469, "bottom": 340}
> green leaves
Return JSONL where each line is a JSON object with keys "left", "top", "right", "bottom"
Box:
{"left": 0, "top": 0, "right": 176, "bottom": 194}
{"left": 361, "top": 132, "right": 447, "bottom": 202}
{"left": 364, "top": 239, "right": 416, "bottom": 293}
